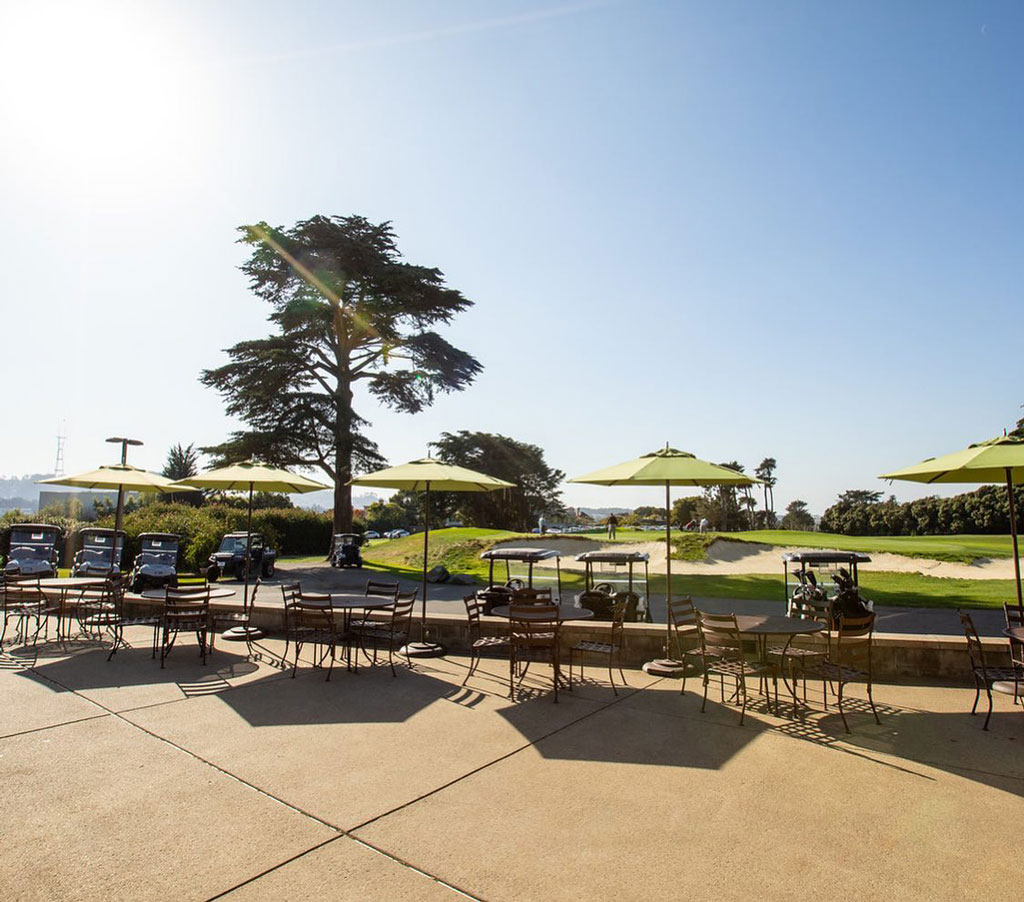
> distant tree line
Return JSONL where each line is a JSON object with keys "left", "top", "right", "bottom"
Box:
{"left": 820, "top": 486, "right": 1024, "bottom": 536}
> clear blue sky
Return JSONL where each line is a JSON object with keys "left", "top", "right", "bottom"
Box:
{"left": 2, "top": 0, "right": 1022, "bottom": 516}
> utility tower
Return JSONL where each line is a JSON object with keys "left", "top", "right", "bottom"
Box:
{"left": 54, "top": 424, "right": 67, "bottom": 476}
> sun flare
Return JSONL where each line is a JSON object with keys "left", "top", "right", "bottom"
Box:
{"left": 1, "top": 1, "right": 207, "bottom": 192}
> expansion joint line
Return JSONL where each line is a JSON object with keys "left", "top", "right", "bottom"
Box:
{"left": 24, "top": 665, "right": 491, "bottom": 901}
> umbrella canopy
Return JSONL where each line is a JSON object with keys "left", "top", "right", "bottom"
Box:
{"left": 571, "top": 446, "right": 760, "bottom": 672}
{"left": 179, "top": 461, "right": 328, "bottom": 494}
{"left": 351, "top": 457, "right": 515, "bottom": 655}
{"left": 571, "top": 447, "right": 761, "bottom": 488}
{"left": 351, "top": 458, "right": 516, "bottom": 493}
{"left": 180, "top": 461, "right": 329, "bottom": 610}
{"left": 40, "top": 464, "right": 195, "bottom": 575}
{"left": 40, "top": 464, "right": 191, "bottom": 493}
{"left": 881, "top": 435, "right": 1024, "bottom": 607}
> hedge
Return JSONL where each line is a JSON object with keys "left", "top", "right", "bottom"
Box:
{"left": 1, "top": 505, "right": 335, "bottom": 572}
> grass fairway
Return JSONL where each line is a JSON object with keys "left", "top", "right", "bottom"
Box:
{"left": 672, "top": 571, "right": 1015, "bottom": 610}
{"left": 302, "top": 526, "right": 1019, "bottom": 611}
{"left": 720, "top": 530, "right": 1014, "bottom": 563}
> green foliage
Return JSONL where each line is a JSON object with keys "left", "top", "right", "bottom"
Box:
{"left": 430, "top": 431, "right": 565, "bottom": 531}
{"left": 820, "top": 484, "right": 1024, "bottom": 537}
{"left": 700, "top": 461, "right": 751, "bottom": 531}
{"left": 364, "top": 496, "right": 420, "bottom": 533}
{"left": 200, "top": 214, "right": 481, "bottom": 531}
{"left": 94, "top": 503, "right": 333, "bottom": 572}
{"left": 780, "top": 499, "right": 815, "bottom": 531}
{"left": 1, "top": 509, "right": 84, "bottom": 567}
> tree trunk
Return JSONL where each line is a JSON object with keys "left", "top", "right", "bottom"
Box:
{"left": 334, "top": 388, "right": 354, "bottom": 533}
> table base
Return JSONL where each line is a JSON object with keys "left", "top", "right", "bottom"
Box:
{"left": 401, "top": 640, "right": 446, "bottom": 658}
{"left": 220, "top": 626, "right": 264, "bottom": 642}
{"left": 643, "top": 658, "right": 687, "bottom": 676}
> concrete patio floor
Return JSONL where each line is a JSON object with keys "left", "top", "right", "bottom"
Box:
{"left": 2, "top": 625, "right": 1023, "bottom": 901}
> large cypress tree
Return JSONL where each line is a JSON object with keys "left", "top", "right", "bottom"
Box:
{"left": 201, "top": 215, "right": 481, "bottom": 530}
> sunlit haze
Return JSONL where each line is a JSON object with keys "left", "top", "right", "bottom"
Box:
{"left": 3, "top": 0, "right": 1022, "bottom": 516}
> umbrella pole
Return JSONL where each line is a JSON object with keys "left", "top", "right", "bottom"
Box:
{"left": 244, "top": 482, "right": 253, "bottom": 614}
{"left": 643, "top": 481, "right": 685, "bottom": 676}
{"left": 422, "top": 484, "right": 430, "bottom": 638}
{"left": 1006, "top": 468, "right": 1023, "bottom": 611}
{"left": 664, "top": 480, "right": 673, "bottom": 656}
{"left": 405, "top": 481, "right": 444, "bottom": 657}
{"left": 110, "top": 486, "right": 125, "bottom": 577}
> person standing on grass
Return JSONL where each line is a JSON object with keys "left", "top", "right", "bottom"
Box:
{"left": 607, "top": 513, "right": 618, "bottom": 539}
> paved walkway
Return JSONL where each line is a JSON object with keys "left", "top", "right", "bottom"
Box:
{"left": 1, "top": 622, "right": 1022, "bottom": 900}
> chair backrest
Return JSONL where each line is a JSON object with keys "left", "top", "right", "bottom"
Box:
{"left": 609, "top": 600, "right": 629, "bottom": 643}
{"left": 365, "top": 580, "right": 400, "bottom": 600}
{"left": 383, "top": 591, "right": 416, "bottom": 635}
{"left": 959, "top": 609, "right": 989, "bottom": 676}
{"left": 464, "top": 594, "right": 485, "bottom": 634}
{"left": 2, "top": 573, "right": 41, "bottom": 608}
{"left": 667, "top": 596, "right": 698, "bottom": 652}
{"left": 696, "top": 610, "right": 743, "bottom": 663}
{"left": 510, "top": 587, "right": 553, "bottom": 605}
{"left": 509, "top": 603, "right": 560, "bottom": 646}
{"left": 288, "top": 596, "right": 335, "bottom": 634}
{"left": 163, "top": 585, "right": 210, "bottom": 623}
{"left": 1004, "top": 603, "right": 1024, "bottom": 668}
{"left": 78, "top": 578, "right": 119, "bottom": 621}
{"left": 834, "top": 612, "right": 874, "bottom": 674}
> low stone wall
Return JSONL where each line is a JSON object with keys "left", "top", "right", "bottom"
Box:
{"left": 122, "top": 597, "right": 1007, "bottom": 682}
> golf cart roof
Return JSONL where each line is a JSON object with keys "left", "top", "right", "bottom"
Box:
{"left": 480, "top": 547, "right": 562, "bottom": 563}
{"left": 333, "top": 533, "right": 361, "bottom": 539}
{"left": 223, "top": 532, "right": 262, "bottom": 539}
{"left": 575, "top": 550, "right": 650, "bottom": 564}
{"left": 80, "top": 528, "right": 126, "bottom": 539}
{"left": 138, "top": 533, "right": 180, "bottom": 543}
{"left": 782, "top": 551, "right": 871, "bottom": 565}
{"left": 9, "top": 523, "right": 63, "bottom": 539}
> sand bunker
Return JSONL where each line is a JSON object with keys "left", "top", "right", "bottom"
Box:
{"left": 492, "top": 537, "right": 1016, "bottom": 579}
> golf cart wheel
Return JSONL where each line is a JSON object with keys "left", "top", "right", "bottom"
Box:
{"left": 262, "top": 560, "right": 275, "bottom": 578}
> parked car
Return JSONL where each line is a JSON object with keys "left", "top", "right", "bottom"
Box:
{"left": 364, "top": 530, "right": 380, "bottom": 539}
{"left": 329, "top": 533, "right": 363, "bottom": 568}
{"left": 4, "top": 523, "right": 62, "bottom": 577}
{"left": 130, "top": 533, "right": 180, "bottom": 593}
{"left": 72, "top": 528, "right": 126, "bottom": 577}
{"left": 206, "top": 532, "right": 276, "bottom": 581}
{"left": 385, "top": 529, "right": 410, "bottom": 539}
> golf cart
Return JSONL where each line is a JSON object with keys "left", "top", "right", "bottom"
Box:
{"left": 4, "top": 523, "right": 62, "bottom": 577}
{"left": 575, "top": 550, "right": 651, "bottom": 622}
{"left": 130, "top": 533, "right": 180, "bottom": 593}
{"left": 330, "top": 533, "right": 363, "bottom": 569}
{"left": 781, "top": 551, "right": 873, "bottom": 622}
{"left": 72, "top": 528, "right": 126, "bottom": 577}
{"left": 478, "top": 547, "right": 562, "bottom": 612}
{"left": 206, "top": 532, "right": 276, "bottom": 581}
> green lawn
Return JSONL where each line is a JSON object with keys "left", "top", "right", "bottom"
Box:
{"left": 718, "top": 530, "right": 1014, "bottom": 563}
{"left": 281, "top": 526, "right": 1019, "bottom": 611}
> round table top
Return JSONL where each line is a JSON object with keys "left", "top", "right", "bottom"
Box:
{"left": 491, "top": 604, "right": 594, "bottom": 622}
{"left": 140, "top": 587, "right": 237, "bottom": 600}
{"left": 1004, "top": 627, "right": 1024, "bottom": 642}
{"left": 293, "top": 594, "right": 399, "bottom": 610}
{"left": 37, "top": 577, "right": 109, "bottom": 589}
{"left": 733, "top": 614, "right": 825, "bottom": 636}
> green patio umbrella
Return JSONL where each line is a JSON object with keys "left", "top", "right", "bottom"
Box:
{"left": 881, "top": 435, "right": 1024, "bottom": 608}
{"left": 351, "top": 457, "right": 515, "bottom": 656}
{"left": 570, "top": 446, "right": 760, "bottom": 674}
{"left": 180, "top": 461, "right": 329, "bottom": 611}
{"left": 40, "top": 440, "right": 196, "bottom": 574}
